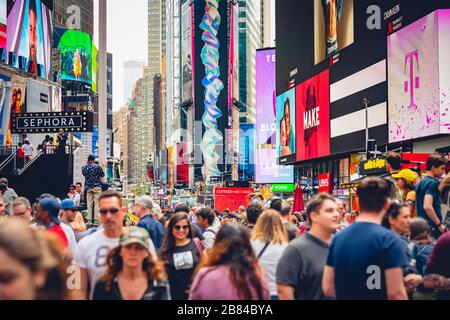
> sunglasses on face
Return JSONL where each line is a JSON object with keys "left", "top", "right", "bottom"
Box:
{"left": 174, "top": 225, "right": 189, "bottom": 231}
{"left": 99, "top": 208, "right": 120, "bottom": 215}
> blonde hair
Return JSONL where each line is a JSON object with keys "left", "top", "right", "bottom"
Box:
{"left": 251, "top": 209, "right": 288, "bottom": 244}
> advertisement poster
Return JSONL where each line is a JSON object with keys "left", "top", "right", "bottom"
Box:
{"left": 0, "top": 74, "right": 11, "bottom": 144}
{"left": 255, "top": 49, "right": 293, "bottom": 183}
{"left": 7, "top": 0, "right": 52, "bottom": 79}
{"left": 276, "top": 87, "right": 296, "bottom": 164}
{"left": 214, "top": 187, "right": 254, "bottom": 212}
{"left": 296, "top": 69, "right": 330, "bottom": 161}
{"left": 177, "top": 142, "right": 189, "bottom": 184}
{"left": 239, "top": 124, "right": 255, "bottom": 181}
{"left": 181, "top": 2, "right": 192, "bottom": 103}
{"left": 54, "top": 28, "right": 93, "bottom": 84}
{"left": 168, "top": 146, "right": 175, "bottom": 188}
{"left": 388, "top": 10, "right": 450, "bottom": 143}
{"left": 0, "top": 0, "right": 6, "bottom": 52}
{"left": 314, "top": 0, "right": 354, "bottom": 64}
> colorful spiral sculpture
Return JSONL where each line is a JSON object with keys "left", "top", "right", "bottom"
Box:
{"left": 199, "top": 0, "right": 223, "bottom": 178}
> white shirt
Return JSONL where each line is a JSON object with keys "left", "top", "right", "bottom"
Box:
{"left": 251, "top": 240, "right": 288, "bottom": 296}
{"left": 73, "top": 192, "right": 81, "bottom": 205}
{"left": 23, "top": 144, "right": 33, "bottom": 156}
{"left": 203, "top": 226, "right": 218, "bottom": 249}
{"left": 60, "top": 221, "right": 78, "bottom": 256}
{"left": 72, "top": 229, "right": 156, "bottom": 300}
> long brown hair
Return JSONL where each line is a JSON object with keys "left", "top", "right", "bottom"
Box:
{"left": 0, "top": 219, "right": 68, "bottom": 300}
{"left": 193, "top": 223, "right": 266, "bottom": 300}
{"left": 158, "top": 212, "right": 193, "bottom": 261}
{"left": 102, "top": 245, "right": 166, "bottom": 292}
{"left": 252, "top": 209, "right": 288, "bottom": 244}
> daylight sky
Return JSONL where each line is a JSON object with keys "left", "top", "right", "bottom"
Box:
{"left": 94, "top": 0, "right": 148, "bottom": 111}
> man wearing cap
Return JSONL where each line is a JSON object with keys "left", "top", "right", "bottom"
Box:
{"left": 82, "top": 155, "right": 105, "bottom": 222}
{"left": 60, "top": 199, "right": 79, "bottom": 256}
{"left": 34, "top": 196, "right": 68, "bottom": 249}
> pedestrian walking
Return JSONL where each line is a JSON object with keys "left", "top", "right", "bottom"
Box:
{"left": 424, "top": 231, "right": 450, "bottom": 300}
{"left": 93, "top": 227, "right": 170, "bottom": 300}
{"left": 277, "top": 194, "right": 339, "bottom": 300}
{"left": 159, "top": 212, "right": 203, "bottom": 300}
{"left": 322, "top": 177, "right": 408, "bottom": 300}
{"left": 23, "top": 139, "right": 34, "bottom": 165}
{"left": 134, "top": 196, "right": 165, "bottom": 250}
{"left": 251, "top": 209, "right": 288, "bottom": 300}
{"left": 196, "top": 207, "right": 219, "bottom": 249}
{"left": 189, "top": 223, "right": 270, "bottom": 300}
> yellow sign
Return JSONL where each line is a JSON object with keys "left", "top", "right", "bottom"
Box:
{"left": 364, "top": 159, "right": 386, "bottom": 171}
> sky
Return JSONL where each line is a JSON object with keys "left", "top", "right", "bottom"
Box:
{"left": 94, "top": 0, "right": 148, "bottom": 111}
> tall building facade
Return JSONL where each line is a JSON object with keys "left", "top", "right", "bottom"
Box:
{"left": 53, "top": 0, "right": 94, "bottom": 34}
{"left": 262, "top": 0, "right": 276, "bottom": 48}
{"left": 237, "top": 0, "right": 262, "bottom": 124}
{"left": 123, "top": 60, "right": 145, "bottom": 105}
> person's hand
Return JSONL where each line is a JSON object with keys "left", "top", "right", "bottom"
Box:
{"left": 404, "top": 274, "right": 423, "bottom": 292}
{"left": 438, "top": 224, "right": 447, "bottom": 234}
{"left": 221, "top": 218, "right": 229, "bottom": 226}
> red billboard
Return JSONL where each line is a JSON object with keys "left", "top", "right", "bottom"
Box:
{"left": 318, "top": 173, "right": 333, "bottom": 194}
{"left": 296, "top": 70, "right": 330, "bottom": 161}
{"left": 214, "top": 187, "right": 254, "bottom": 213}
{"left": 177, "top": 142, "right": 189, "bottom": 184}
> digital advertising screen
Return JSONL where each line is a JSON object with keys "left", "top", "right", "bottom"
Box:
{"left": 276, "top": 87, "right": 296, "bottom": 164}
{"left": 0, "top": 0, "right": 6, "bottom": 53}
{"left": 7, "top": 0, "right": 52, "bottom": 79}
{"left": 177, "top": 142, "right": 189, "bottom": 184}
{"left": 26, "top": 79, "right": 49, "bottom": 112}
{"left": 239, "top": 124, "right": 255, "bottom": 181}
{"left": 54, "top": 28, "right": 93, "bottom": 84}
{"left": 314, "top": 0, "right": 354, "bottom": 65}
{"left": 296, "top": 69, "right": 330, "bottom": 161}
{"left": 255, "top": 49, "right": 293, "bottom": 184}
{"left": 194, "top": 0, "right": 229, "bottom": 180}
{"left": 181, "top": 1, "right": 193, "bottom": 104}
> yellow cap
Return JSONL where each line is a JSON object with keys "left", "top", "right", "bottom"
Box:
{"left": 392, "top": 169, "right": 419, "bottom": 183}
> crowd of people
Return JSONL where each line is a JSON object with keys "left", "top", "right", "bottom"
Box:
{"left": 0, "top": 152, "right": 449, "bottom": 300}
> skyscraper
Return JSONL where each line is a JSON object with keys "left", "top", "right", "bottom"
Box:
{"left": 123, "top": 60, "right": 145, "bottom": 105}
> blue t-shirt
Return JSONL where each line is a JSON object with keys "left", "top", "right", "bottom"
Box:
{"left": 416, "top": 176, "right": 442, "bottom": 227}
{"left": 327, "top": 222, "right": 408, "bottom": 300}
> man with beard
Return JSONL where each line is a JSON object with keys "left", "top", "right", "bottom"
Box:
{"left": 72, "top": 191, "right": 156, "bottom": 299}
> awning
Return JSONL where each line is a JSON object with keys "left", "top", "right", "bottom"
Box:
{"left": 340, "top": 173, "right": 389, "bottom": 189}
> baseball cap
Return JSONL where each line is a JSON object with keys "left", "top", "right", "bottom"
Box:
{"left": 61, "top": 199, "right": 76, "bottom": 210}
{"left": 392, "top": 169, "right": 419, "bottom": 183}
{"left": 120, "top": 227, "right": 149, "bottom": 250}
{"left": 39, "top": 197, "right": 61, "bottom": 225}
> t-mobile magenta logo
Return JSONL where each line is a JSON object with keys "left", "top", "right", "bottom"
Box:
{"left": 404, "top": 50, "right": 420, "bottom": 110}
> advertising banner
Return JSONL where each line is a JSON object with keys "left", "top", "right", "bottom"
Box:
{"left": 318, "top": 173, "right": 333, "bottom": 194}
{"left": 177, "top": 142, "right": 189, "bottom": 184}
{"left": 256, "top": 49, "right": 293, "bottom": 183}
{"left": 272, "top": 184, "right": 295, "bottom": 193}
{"left": 276, "top": 87, "right": 296, "bottom": 164}
{"left": 181, "top": 2, "right": 192, "bottom": 104}
{"left": 11, "top": 111, "right": 93, "bottom": 133}
{"left": 26, "top": 79, "right": 48, "bottom": 112}
{"left": 239, "top": 124, "right": 254, "bottom": 180}
{"left": 296, "top": 69, "right": 330, "bottom": 161}
{"left": 0, "top": 0, "right": 6, "bottom": 55}
{"left": 7, "top": 0, "right": 52, "bottom": 79}
{"left": 214, "top": 187, "right": 254, "bottom": 213}
{"left": 54, "top": 28, "right": 92, "bottom": 84}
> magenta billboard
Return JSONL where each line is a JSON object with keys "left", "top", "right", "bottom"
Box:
{"left": 256, "top": 49, "right": 294, "bottom": 184}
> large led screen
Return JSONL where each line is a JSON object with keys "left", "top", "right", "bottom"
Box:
{"left": 0, "top": 0, "right": 6, "bottom": 53}
{"left": 296, "top": 70, "right": 330, "bottom": 161}
{"left": 388, "top": 11, "right": 440, "bottom": 143}
{"left": 276, "top": 87, "right": 296, "bottom": 164}
{"left": 314, "top": 0, "right": 354, "bottom": 65}
{"left": 7, "top": 0, "right": 52, "bottom": 79}
{"left": 255, "top": 49, "right": 293, "bottom": 184}
{"left": 181, "top": 2, "right": 192, "bottom": 104}
{"left": 239, "top": 124, "right": 254, "bottom": 181}
{"left": 54, "top": 28, "right": 92, "bottom": 84}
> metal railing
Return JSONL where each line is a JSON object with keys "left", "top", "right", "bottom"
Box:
{"left": 17, "top": 151, "right": 44, "bottom": 176}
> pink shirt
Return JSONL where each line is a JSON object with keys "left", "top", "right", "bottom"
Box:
{"left": 189, "top": 265, "right": 270, "bottom": 300}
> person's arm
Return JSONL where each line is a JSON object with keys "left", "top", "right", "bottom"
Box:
{"left": 322, "top": 266, "right": 336, "bottom": 299}
{"left": 423, "top": 274, "right": 450, "bottom": 291}
{"left": 385, "top": 268, "right": 408, "bottom": 300}
{"left": 423, "top": 195, "right": 446, "bottom": 233}
{"left": 71, "top": 267, "right": 89, "bottom": 300}
{"left": 277, "top": 284, "right": 295, "bottom": 300}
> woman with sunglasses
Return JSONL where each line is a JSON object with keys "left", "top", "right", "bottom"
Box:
{"left": 93, "top": 227, "right": 169, "bottom": 300}
{"left": 159, "top": 212, "right": 203, "bottom": 300}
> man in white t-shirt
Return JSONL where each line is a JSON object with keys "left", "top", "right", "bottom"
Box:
{"left": 72, "top": 191, "right": 156, "bottom": 300}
